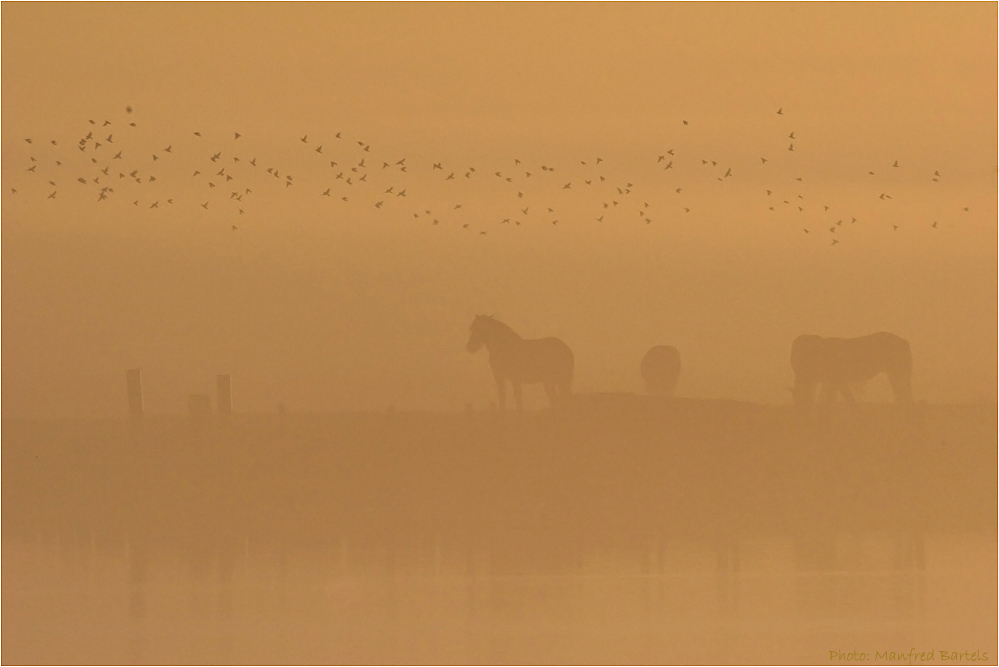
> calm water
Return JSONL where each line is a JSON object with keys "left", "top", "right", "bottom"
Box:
{"left": 5, "top": 408, "right": 995, "bottom": 663}
{"left": 4, "top": 531, "right": 995, "bottom": 664}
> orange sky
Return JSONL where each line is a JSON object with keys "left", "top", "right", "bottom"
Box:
{"left": 3, "top": 2, "right": 996, "bottom": 416}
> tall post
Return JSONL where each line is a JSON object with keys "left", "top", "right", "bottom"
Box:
{"left": 216, "top": 374, "right": 233, "bottom": 421}
{"left": 126, "top": 369, "right": 144, "bottom": 421}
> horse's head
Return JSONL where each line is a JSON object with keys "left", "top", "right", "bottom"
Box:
{"left": 466, "top": 314, "right": 488, "bottom": 353}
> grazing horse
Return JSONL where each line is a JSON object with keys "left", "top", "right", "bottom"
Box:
{"left": 466, "top": 315, "right": 574, "bottom": 411}
{"left": 640, "top": 345, "right": 681, "bottom": 396}
{"left": 791, "top": 332, "right": 913, "bottom": 407}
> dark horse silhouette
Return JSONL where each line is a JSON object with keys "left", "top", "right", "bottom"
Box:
{"left": 466, "top": 315, "right": 574, "bottom": 411}
{"left": 640, "top": 345, "right": 681, "bottom": 396}
{"left": 791, "top": 332, "right": 913, "bottom": 407}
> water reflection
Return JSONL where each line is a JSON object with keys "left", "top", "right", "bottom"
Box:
{"left": 5, "top": 530, "right": 995, "bottom": 664}
{"left": 3, "top": 407, "right": 996, "bottom": 663}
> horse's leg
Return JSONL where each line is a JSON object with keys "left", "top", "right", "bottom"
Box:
{"left": 493, "top": 372, "right": 506, "bottom": 412}
{"left": 559, "top": 375, "right": 572, "bottom": 398}
{"left": 513, "top": 382, "right": 523, "bottom": 413}
{"left": 544, "top": 382, "right": 558, "bottom": 409}
{"left": 888, "top": 370, "right": 914, "bottom": 404}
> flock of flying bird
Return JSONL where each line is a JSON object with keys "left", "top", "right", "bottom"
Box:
{"left": 8, "top": 105, "right": 969, "bottom": 245}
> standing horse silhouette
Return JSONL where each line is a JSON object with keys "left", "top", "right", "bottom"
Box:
{"left": 790, "top": 332, "right": 913, "bottom": 407}
{"left": 466, "top": 315, "right": 574, "bottom": 411}
{"left": 640, "top": 345, "right": 681, "bottom": 396}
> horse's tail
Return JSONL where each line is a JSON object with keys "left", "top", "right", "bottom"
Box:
{"left": 890, "top": 336, "right": 914, "bottom": 403}
{"left": 562, "top": 346, "right": 575, "bottom": 395}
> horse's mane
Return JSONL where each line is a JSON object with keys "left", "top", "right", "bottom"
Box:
{"left": 477, "top": 315, "right": 522, "bottom": 341}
